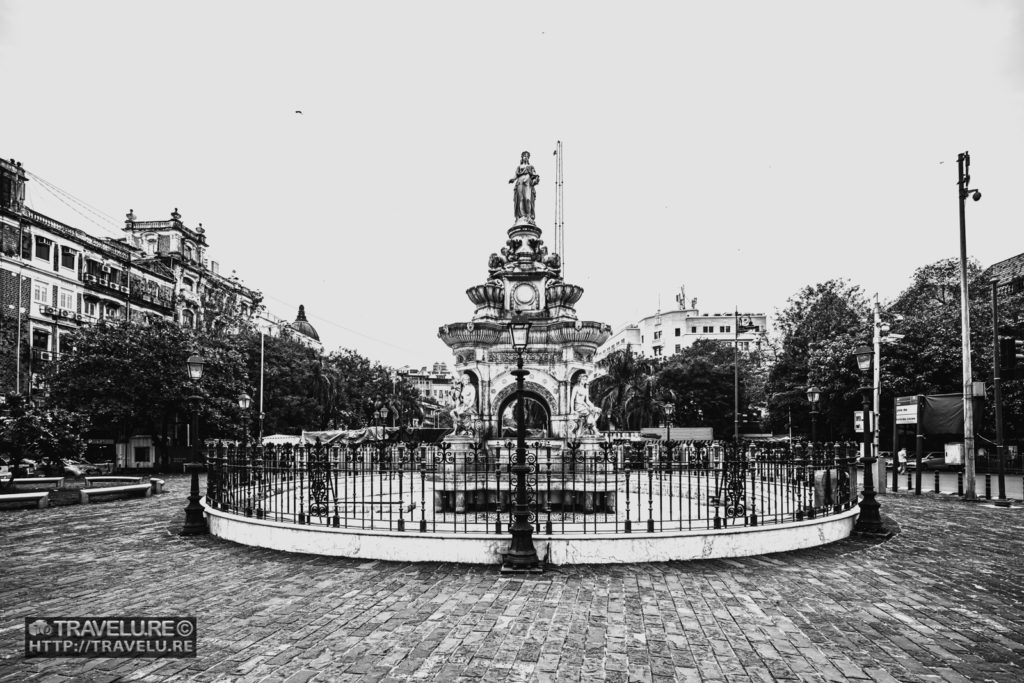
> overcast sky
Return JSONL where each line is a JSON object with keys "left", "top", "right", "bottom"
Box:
{"left": 2, "top": 1, "right": 1022, "bottom": 370}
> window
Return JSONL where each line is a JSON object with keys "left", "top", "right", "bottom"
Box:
{"left": 675, "top": 344, "right": 681, "bottom": 353}
{"left": 675, "top": 328, "right": 681, "bottom": 337}
{"left": 691, "top": 327, "right": 697, "bottom": 333}
{"left": 702, "top": 326, "right": 713, "bottom": 333}
{"left": 134, "top": 446, "right": 151, "bottom": 463}
{"left": 720, "top": 325, "right": 731, "bottom": 333}
{"left": 61, "top": 246, "right": 76, "bottom": 269}
{"left": 653, "top": 331, "right": 662, "bottom": 340}
{"left": 32, "top": 281, "right": 50, "bottom": 304}
{"left": 59, "top": 288, "right": 74, "bottom": 310}
{"left": 181, "top": 309, "right": 195, "bottom": 328}
{"left": 653, "top": 346, "right": 663, "bottom": 357}
{"left": 182, "top": 277, "right": 195, "bottom": 291}
{"left": 84, "top": 300, "right": 97, "bottom": 317}
{"left": 31, "top": 328, "right": 49, "bottom": 350}
{"left": 34, "top": 236, "right": 52, "bottom": 261}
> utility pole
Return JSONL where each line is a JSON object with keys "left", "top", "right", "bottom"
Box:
{"left": 957, "top": 151, "right": 980, "bottom": 501}
{"left": 873, "top": 295, "right": 884, "bottom": 492}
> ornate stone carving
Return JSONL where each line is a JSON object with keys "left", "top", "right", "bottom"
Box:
{"left": 569, "top": 373, "right": 601, "bottom": 438}
{"left": 450, "top": 374, "right": 478, "bottom": 437}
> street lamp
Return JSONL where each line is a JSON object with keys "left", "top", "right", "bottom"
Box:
{"left": 663, "top": 401, "right": 674, "bottom": 442}
{"left": 853, "top": 345, "right": 883, "bottom": 534}
{"left": 181, "top": 354, "right": 207, "bottom": 536}
{"left": 501, "top": 318, "right": 541, "bottom": 573}
{"left": 957, "top": 151, "right": 981, "bottom": 500}
{"left": 238, "top": 392, "right": 252, "bottom": 447}
{"left": 806, "top": 386, "right": 821, "bottom": 443}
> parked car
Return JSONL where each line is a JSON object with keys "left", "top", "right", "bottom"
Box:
{"left": 61, "top": 459, "right": 102, "bottom": 477}
{"left": 906, "top": 452, "right": 953, "bottom": 471}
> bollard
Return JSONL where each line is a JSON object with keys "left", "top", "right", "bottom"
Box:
{"left": 907, "top": 471, "right": 913, "bottom": 490}
{"left": 985, "top": 474, "right": 991, "bottom": 500}
{"left": 934, "top": 471, "right": 940, "bottom": 494}
{"left": 957, "top": 472, "right": 963, "bottom": 496}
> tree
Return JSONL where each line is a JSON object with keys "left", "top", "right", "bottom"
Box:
{"left": 765, "top": 279, "right": 871, "bottom": 440}
{"left": 44, "top": 318, "right": 249, "bottom": 463}
{"left": 592, "top": 347, "right": 659, "bottom": 430}
{"left": 884, "top": 257, "right": 989, "bottom": 397}
{"left": 0, "top": 406, "right": 89, "bottom": 475}
{"left": 658, "top": 339, "right": 765, "bottom": 439}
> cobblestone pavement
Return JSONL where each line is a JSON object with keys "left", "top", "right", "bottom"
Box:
{"left": 1, "top": 475, "right": 1022, "bottom": 682}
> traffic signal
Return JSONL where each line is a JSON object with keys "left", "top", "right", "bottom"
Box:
{"left": 999, "top": 336, "right": 1024, "bottom": 380}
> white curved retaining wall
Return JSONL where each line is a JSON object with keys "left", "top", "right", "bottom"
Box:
{"left": 204, "top": 500, "right": 860, "bottom": 564}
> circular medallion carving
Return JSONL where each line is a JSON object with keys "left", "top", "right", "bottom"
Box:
{"left": 513, "top": 284, "right": 536, "bottom": 306}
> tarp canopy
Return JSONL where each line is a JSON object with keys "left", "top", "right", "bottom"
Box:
{"left": 920, "top": 393, "right": 983, "bottom": 436}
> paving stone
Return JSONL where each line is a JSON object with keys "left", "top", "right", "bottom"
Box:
{"left": 2, "top": 476, "right": 1024, "bottom": 681}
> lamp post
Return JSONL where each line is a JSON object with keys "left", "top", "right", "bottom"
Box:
{"left": 181, "top": 353, "right": 208, "bottom": 536}
{"left": 957, "top": 151, "right": 981, "bottom": 501}
{"left": 501, "top": 318, "right": 541, "bottom": 573}
{"left": 806, "top": 386, "right": 821, "bottom": 444}
{"left": 238, "top": 392, "right": 252, "bottom": 448}
{"left": 663, "top": 401, "right": 674, "bottom": 442}
{"left": 853, "top": 345, "right": 884, "bottom": 534}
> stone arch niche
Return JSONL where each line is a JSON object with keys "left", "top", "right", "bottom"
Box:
{"left": 492, "top": 381, "right": 556, "bottom": 438}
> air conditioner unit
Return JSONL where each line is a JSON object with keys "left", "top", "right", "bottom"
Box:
{"left": 101, "top": 265, "right": 111, "bottom": 273}
{"left": 38, "top": 351, "right": 53, "bottom": 361}
{"left": 74, "top": 314, "right": 84, "bottom": 322}
{"left": 84, "top": 274, "right": 97, "bottom": 283}
{"left": 59, "top": 309, "right": 70, "bottom": 318}
{"left": 41, "top": 305, "right": 52, "bottom": 315}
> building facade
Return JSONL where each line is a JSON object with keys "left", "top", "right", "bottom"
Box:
{"left": 596, "top": 287, "right": 768, "bottom": 362}
{"left": 1, "top": 156, "right": 262, "bottom": 401}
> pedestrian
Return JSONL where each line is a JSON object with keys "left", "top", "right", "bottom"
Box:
{"left": 897, "top": 447, "right": 908, "bottom": 474}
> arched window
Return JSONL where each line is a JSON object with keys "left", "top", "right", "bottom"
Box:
{"left": 181, "top": 309, "right": 195, "bottom": 328}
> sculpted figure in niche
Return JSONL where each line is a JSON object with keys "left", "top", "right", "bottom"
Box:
{"left": 450, "top": 374, "right": 478, "bottom": 436}
{"left": 569, "top": 373, "right": 601, "bottom": 438}
{"left": 509, "top": 151, "right": 540, "bottom": 223}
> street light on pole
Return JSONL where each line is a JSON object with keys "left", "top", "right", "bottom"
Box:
{"left": 806, "top": 386, "right": 821, "bottom": 443}
{"left": 238, "top": 392, "right": 252, "bottom": 448}
{"left": 853, "top": 345, "right": 884, "bottom": 534}
{"left": 957, "top": 151, "right": 981, "bottom": 501}
{"left": 181, "top": 354, "right": 207, "bottom": 536}
{"left": 663, "top": 401, "right": 674, "bottom": 442}
{"left": 501, "top": 318, "right": 541, "bottom": 573}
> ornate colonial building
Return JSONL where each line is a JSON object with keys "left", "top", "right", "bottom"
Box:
{"left": 0, "top": 156, "right": 262, "bottom": 399}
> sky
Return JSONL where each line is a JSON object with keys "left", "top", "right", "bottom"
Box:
{"left": 2, "top": 1, "right": 1023, "bottom": 370}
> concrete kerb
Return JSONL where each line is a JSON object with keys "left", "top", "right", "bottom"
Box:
{"left": 202, "top": 498, "right": 860, "bottom": 565}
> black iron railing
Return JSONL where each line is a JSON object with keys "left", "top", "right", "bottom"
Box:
{"left": 204, "top": 440, "right": 860, "bottom": 534}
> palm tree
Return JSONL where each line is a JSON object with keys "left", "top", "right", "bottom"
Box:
{"left": 309, "top": 359, "right": 338, "bottom": 429}
{"left": 592, "top": 347, "right": 659, "bottom": 430}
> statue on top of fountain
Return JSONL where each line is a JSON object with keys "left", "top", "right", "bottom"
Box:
{"left": 509, "top": 151, "right": 540, "bottom": 225}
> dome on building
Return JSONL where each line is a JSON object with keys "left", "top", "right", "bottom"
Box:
{"left": 290, "top": 305, "right": 320, "bottom": 342}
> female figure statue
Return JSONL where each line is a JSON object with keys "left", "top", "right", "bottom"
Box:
{"left": 450, "top": 374, "right": 478, "bottom": 436}
{"left": 569, "top": 373, "right": 601, "bottom": 438}
{"left": 509, "top": 151, "right": 540, "bottom": 223}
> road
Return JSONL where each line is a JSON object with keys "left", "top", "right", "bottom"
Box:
{"left": 871, "top": 466, "right": 1024, "bottom": 500}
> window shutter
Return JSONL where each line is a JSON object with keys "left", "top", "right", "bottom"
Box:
{"left": 158, "top": 235, "right": 170, "bottom": 254}
{"left": 52, "top": 284, "right": 58, "bottom": 305}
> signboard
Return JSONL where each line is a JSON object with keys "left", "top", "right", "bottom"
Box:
{"left": 854, "top": 411, "right": 874, "bottom": 433}
{"left": 895, "top": 395, "right": 919, "bottom": 425}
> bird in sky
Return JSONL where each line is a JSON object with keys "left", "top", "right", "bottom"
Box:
{"left": 295, "top": 110, "right": 303, "bottom": 115}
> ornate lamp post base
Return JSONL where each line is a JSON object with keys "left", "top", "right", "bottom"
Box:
{"left": 180, "top": 461, "right": 208, "bottom": 536}
{"left": 500, "top": 552, "right": 544, "bottom": 574}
